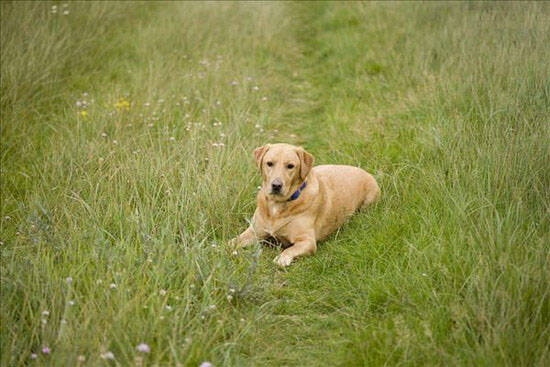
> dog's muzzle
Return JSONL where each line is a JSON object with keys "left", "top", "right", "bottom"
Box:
{"left": 271, "top": 178, "right": 283, "bottom": 194}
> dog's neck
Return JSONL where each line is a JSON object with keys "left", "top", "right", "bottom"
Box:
{"left": 288, "top": 180, "right": 307, "bottom": 201}
{"left": 266, "top": 199, "right": 287, "bottom": 218}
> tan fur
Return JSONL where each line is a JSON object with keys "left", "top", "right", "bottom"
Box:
{"left": 231, "top": 143, "right": 380, "bottom": 266}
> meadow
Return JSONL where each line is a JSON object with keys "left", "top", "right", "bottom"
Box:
{"left": 1, "top": 2, "right": 549, "bottom": 366}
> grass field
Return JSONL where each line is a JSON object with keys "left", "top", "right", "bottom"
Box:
{"left": 1, "top": 2, "right": 549, "bottom": 366}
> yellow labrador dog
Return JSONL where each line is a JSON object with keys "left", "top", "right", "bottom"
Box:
{"left": 231, "top": 143, "right": 380, "bottom": 266}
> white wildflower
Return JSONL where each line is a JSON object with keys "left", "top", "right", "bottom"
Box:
{"left": 136, "top": 343, "right": 150, "bottom": 353}
{"left": 101, "top": 351, "right": 115, "bottom": 360}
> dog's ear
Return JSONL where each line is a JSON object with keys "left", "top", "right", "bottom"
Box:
{"left": 296, "top": 147, "right": 314, "bottom": 180}
{"left": 253, "top": 144, "right": 270, "bottom": 169}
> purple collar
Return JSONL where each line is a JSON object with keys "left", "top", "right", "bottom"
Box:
{"left": 288, "top": 181, "right": 307, "bottom": 201}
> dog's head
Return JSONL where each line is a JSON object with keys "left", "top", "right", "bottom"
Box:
{"left": 253, "top": 143, "right": 314, "bottom": 201}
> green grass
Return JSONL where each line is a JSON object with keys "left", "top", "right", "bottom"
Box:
{"left": 1, "top": 2, "right": 549, "bottom": 366}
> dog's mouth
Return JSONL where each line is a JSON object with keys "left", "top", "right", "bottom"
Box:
{"left": 267, "top": 185, "right": 288, "bottom": 198}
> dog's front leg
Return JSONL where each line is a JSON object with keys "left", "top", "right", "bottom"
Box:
{"left": 274, "top": 236, "right": 317, "bottom": 267}
{"left": 230, "top": 226, "right": 260, "bottom": 249}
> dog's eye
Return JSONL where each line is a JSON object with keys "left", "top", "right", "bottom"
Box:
{"left": 287, "top": 164, "right": 295, "bottom": 169}
{"left": 266, "top": 161, "right": 273, "bottom": 167}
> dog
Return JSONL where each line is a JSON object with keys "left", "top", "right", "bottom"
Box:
{"left": 231, "top": 143, "right": 380, "bottom": 266}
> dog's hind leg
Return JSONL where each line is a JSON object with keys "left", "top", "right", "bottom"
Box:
{"left": 361, "top": 177, "right": 381, "bottom": 210}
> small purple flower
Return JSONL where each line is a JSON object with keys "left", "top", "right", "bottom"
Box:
{"left": 136, "top": 343, "right": 150, "bottom": 353}
{"left": 42, "top": 347, "right": 51, "bottom": 354}
{"left": 199, "top": 362, "right": 214, "bottom": 367}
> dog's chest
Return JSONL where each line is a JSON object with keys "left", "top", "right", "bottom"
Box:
{"left": 259, "top": 215, "right": 293, "bottom": 244}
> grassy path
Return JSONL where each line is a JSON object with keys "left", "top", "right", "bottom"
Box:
{"left": 2, "top": 2, "right": 549, "bottom": 366}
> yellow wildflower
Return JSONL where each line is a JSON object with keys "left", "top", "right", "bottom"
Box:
{"left": 114, "top": 98, "right": 130, "bottom": 112}
{"left": 80, "top": 110, "right": 88, "bottom": 118}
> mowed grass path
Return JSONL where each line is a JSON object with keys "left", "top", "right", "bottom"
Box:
{"left": 1, "top": 2, "right": 549, "bottom": 366}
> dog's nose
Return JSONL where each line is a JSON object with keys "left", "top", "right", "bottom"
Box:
{"left": 271, "top": 179, "right": 283, "bottom": 193}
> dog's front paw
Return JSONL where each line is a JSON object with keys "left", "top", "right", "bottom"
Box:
{"left": 228, "top": 238, "right": 238, "bottom": 248}
{"left": 229, "top": 237, "right": 245, "bottom": 250}
{"left": 274, "top": 253, "right": 293, "bottom": 267}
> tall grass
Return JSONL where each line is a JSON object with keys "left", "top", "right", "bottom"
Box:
{"left": 1, "top": 2, "right": 549, "bottom": 366}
